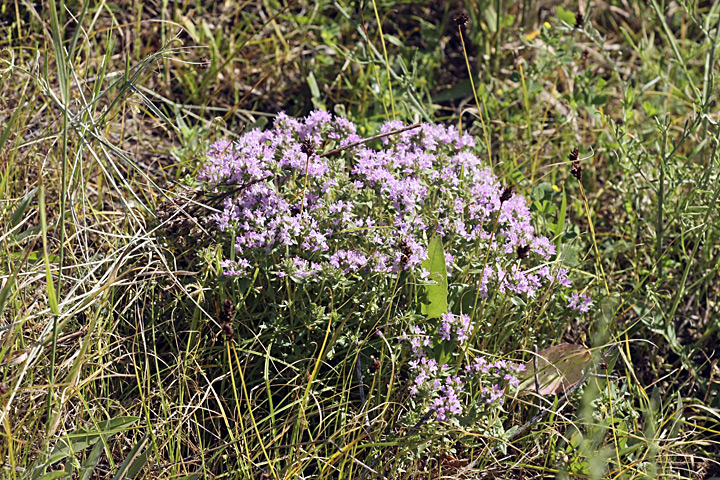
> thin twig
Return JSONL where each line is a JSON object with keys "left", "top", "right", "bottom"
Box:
{"left": 204, "top": 174, "right": 275, "bottom": 207}
{"left": 319, "top": 123, "right": 422, "bottom": 158}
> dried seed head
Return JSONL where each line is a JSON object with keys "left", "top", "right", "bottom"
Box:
{"left": 454, "top": 14, "right": 469, "bottom": 27}
{"left": 198, "top": 57, "right": 210, "bottom": 70}
{"left": 571, "top": 161, "right": 583, "bottom": 180}
{"left": 221, "top": 322, "right": 235, "bottom": 341}
{"left": 568, "top": 147, "right": 582, "bottom": 179}
{"left": 568, "top": 148, "right": 583, "bottom": 180}
{"left": 568, "top": 147, "right": 579, "bottom": 161}
{"left": 517, "top": 244, "right": 530, "bottom": 260}
{"left": 399, "top": 239, "right": 412, "bottom": 267}
{"left": 0, "top": 383, "right": 7, "bottom": 395}
{"left": 301, "top": 139, "right": 315, "bottom": 156}
{"left": 500, "top": 185, "right": 514, "bottom": 204}
{"left": 370, "top": 357, "right": 381, "bottom": 373}
{"left": 575, "top": 12, "right": 584, "bottom": 28}
{"left": 218, "top": 299, "right": 236, "bottom": 341}
{"left": 221, "top": 298, "right": 235, "bottom": 324}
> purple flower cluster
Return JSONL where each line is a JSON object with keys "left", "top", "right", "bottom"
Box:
{"left": 567, "top": 292, "right": 594, "bottom": 313}
{"left": 199, "top": 111, "right": 590, "bottom": 424}
{"left": 402, "top": 313, "right": 525, "bottom": 421}
{"left": 439, "top": 312, "right": 471, "bottom": 343}
{"left": 201, "top": 111, "right": 573, "bottom": 301}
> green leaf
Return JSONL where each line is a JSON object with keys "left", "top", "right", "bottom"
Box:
{"left": 79, "top": 441, "right": 105, "bottom": 480}
{"left": 483, "top": 6, "right": 498, "bottom": 33}
{"left": 112, "top": 433, "right": 150, "bottom": 480}
{"left": 385, "top": 34, "right": 404, "bottom": 48}
{"left": 47, "top": 0, "right": 68, "bottom": 102}
{"left": 431, "top": 77, "right": 480, "bottom": 103}
{"left": 557, "top": 6, "right": 577, "bottom": 26}
{"left": 36, "top": 472, "right": 71, "bottom": 480}
{"left": 420, "top": 236, "right": 448, "bottom": 317}
{"left": 307, "top": 72, "right": 322, "bottom": 107}
{"left": 557, "top": 242, "right": 579, "bottom": 267}
{"left": 0, "top": 272, "right": 16, "bottom": 319}
{"left": 10, "top": 188, "right": 37, "bottom": 231}
{"left": 554, "top": 185, "right": 567, "bottom": 244}
{"left": 592, "top": 94, "right": 608, "bottom": 106}
{"left": 45, "top": 417, "right": 140, "bottom": 467}
{"left": 30, "top": 415, "right": 141, "bottom": 480}
{"left": 38, "top": 186, "right": 59, "bottom": 315}
{"left": 12, "top": 225, "right": 41, "bottom": 245}
{"left": 502, "top": 14, "right": 515, "bottom": 28}
{"left": 0, "top": 91, "right": 25, "bottom": 153}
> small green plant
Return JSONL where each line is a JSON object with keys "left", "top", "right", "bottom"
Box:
{"left": 185, "top": 110, "right": 598, "bottom": 472}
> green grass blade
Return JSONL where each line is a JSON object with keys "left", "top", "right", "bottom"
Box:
{"left": 67, "top": 0, "right": 91, "bottom": 59}
{"left": 9, "top": 187, "right": 37, "bottom": 231}
{"left": 47, "top": 0, "right": 68, "bottom": 103}
{"left": 78, "top": 441, "right": 104, "bottom": 480}
{"left": 111, "top": 433, "right": 149, "bottom": 480}
{"left": 554, "top": 184, "right": 567, "bottom": 246}
{"left": 38, "top": 185, "right": 59, "bottom": 315}
{"left": 0, "top": 92, "right": 24, "bottom": 153}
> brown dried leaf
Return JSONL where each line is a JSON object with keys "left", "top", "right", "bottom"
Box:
{"left": 519, "top": 343, "right": 592, "bottom": 395}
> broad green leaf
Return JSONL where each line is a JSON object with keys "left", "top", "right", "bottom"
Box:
{"left": 483, "top": 6, "right": 498, "bottom": 33}
{"left": 592, "top": 94, "right": 608, "bottom": 106}
{"left": 385, "top": 34, "right": 404, "bottom": 48}
{"left": 432, "top": 77, "right": 480, "bottom": 103}
{"left": 10, "top": 251, "right": 58, "bottom": 263}
{"left": 12, "top": 225, "right": 41, "bottom": 245}
{"left": 420, "top": 236, "right": 448, "bottom": 317}
{"left": 44, "top": 417, "right": 140, "bottom": 469}
{"left": 557, "top": 6, "right": 577, "bottom": 26}
{"left": 307, "top": 72, "right": 321, "bottom": 106}
{"left": 0, "top": 270, "right": 17, "bottom": 319}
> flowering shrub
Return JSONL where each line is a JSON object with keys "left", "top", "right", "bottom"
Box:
{"left": 199, "top": 111, "right": 589, "bottom": 423}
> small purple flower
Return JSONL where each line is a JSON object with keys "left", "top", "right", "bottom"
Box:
{"left": 220, "top": 258, "right": 251, "bottom": 276}
{"left": 504, "top": 373, "right": 520, "bottom": 388}
{"left": 567, "top": 292, "right": 594, "bottom": 313}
